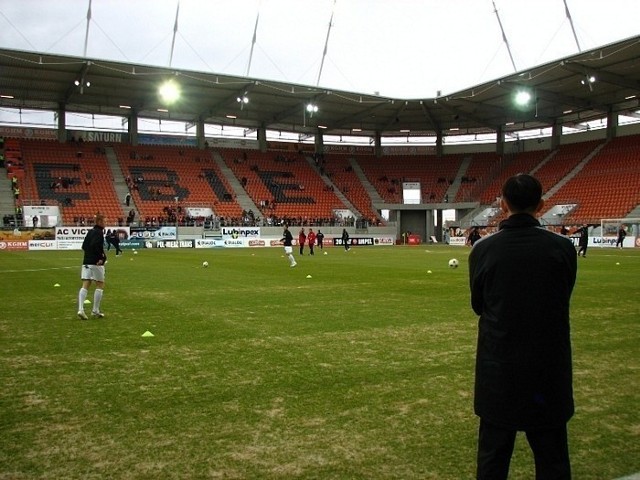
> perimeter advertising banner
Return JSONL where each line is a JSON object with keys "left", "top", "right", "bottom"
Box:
{"left": 334, "top": 237, "right": 376, "bottom": 247}
{"left": 194, "top": 238, "right": 226, "bottom": 248}
{"left": 144, "top": 239, "right": 195, "bottom": 249}
{"left": 220, "top": 227, "right": 261, "bottom": 239}
{"left": 0, "top": 126, "right": 58, "bottom": 140}
{"left": 28, "top": 240, "right": 58, "bottom": 250}
{"left": 0, "top": 240, "right": 29, "bottom": 251}
{"left": 55, "top": 226, "right": 130, "bottom": 250}
{"left": 130, "top": 226, "right": 177, "bottom": 240}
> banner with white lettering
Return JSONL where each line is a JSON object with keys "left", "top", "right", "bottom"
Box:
{"left": 28, "top": 240, "right": 58, "bottom": 250}
{"left": 186, "top": 207, "right": 213, "bottom": 218}
{"left": 68, "top": 130, "right": 127, "bottom": 143}
{"left": 195, "top": 238, "right": 226, "bottom": 248}
{"left": 144, "top": 239, "right": 195, "bottom": 249}
{"left": 0, "top": 240, "right": 29, "bottom": 251}
{"left": 130, "top": 226, "right": 177, "bottom": 240}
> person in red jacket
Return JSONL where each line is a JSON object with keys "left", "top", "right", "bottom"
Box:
{"left": 298, "top": 228, "right": 306, "bottom": 255}
{"left": 307, "top": 228, "right": 316, "bottom": 255}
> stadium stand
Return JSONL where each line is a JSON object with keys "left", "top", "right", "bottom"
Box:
{"left": 319, "top": 154, "right": 381, "bottom": 224}
{"left": 112, "top": 144, "right": 243, "bottom": 223}
{"left": 545, "top": 136, "right": 640, "bottom": 223}
{"left": 478, "top": 150, "right": 550, "bottom": 205}
{"left": 4, "top": 135, "right": 640, "bottom": 228}
{"left": 357, "top": 154, "right": 464, "bottom": 204}
{"left": 17, "top": 139, "right": 123, "bottom": 225}
{"left": 218, "top": 148, "right": 345, "bottom": 222}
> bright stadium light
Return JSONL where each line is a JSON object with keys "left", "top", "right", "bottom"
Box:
{"left": 514, "top": 90, "right": 532, "bottom": 106}
{"left": 159, "top": 80, "right": 180, "bottom": 104}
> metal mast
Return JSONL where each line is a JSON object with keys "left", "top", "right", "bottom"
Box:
{"left": 169, "top": 1, "right": 180, "bottom": 67}
{"left": 246, "top": 0, "right": 262, "bottom": 76}
{"left": 563, "top": 0, "right": 582, "bottom": 52}
{"left": 492, "top": 0, "right": 517, "bottom": 72}
{"left": 82, "top": 0, "right": 92, "bottom": 57}
{"left": 316, "top": 0, "right": 337, "bottom": 86}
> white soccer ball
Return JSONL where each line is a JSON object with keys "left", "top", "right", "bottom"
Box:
{"left": 202, "top": 261, "right": 209, "bottom": 268}
{"left": 133, "top": 250, "right": 138, "bottom": 255}
{"left": 448, "top": 258, "right": 459, "bottom": 269}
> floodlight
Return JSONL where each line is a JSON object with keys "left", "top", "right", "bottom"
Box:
{"left": 514, "top": 90, "right": 532, "bottom": 106}
{"left": 159, "top": 80, "right": 180, "bottom": 104}
{"left": 306, "top": 103, "right": 318, "bottom": 113}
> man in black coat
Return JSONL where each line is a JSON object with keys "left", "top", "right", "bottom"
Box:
{"left": 469, "top": 174, "right": 577, "bottom": 479}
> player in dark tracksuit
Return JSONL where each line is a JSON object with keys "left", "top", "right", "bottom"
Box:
{"left": 576, "top": 224, "right": 589, "bottom": 257}
{"left": 77, "top": 214, "right": 108, "bottom": 319}
{"left": 341, "top": 229, "right": 350, "bottom": 251}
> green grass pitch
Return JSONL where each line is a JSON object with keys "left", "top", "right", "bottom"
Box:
{"left": 1, "top": 245, "right": 638, "bottom": 479}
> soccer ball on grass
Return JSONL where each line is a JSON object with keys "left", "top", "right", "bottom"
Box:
{"left": 448, "top": 258, "right": 459, "bottom": 269}
{"left": 202, "top": 261, "right": 209, "bottom": 268}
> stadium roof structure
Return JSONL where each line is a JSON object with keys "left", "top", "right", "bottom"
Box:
{"left": 0, "top": 35, "right": 639, "bottom": 140}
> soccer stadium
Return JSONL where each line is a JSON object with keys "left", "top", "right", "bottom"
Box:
{"left": 1, "top": 2, "right": 639, "bottom": 478}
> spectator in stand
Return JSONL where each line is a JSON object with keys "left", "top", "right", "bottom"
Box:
{"left": 298, "top": 228, "right": 307, "bottom": 255}
{"left": 307, "top": 228, "right": 316, "bottom": 255}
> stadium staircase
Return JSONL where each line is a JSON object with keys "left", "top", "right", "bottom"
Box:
{"left": 302, "top": 154, "right": 362, "bottom": 218}
{"left": 447, "top": 155, "right": 472, "bottom": 202}
{"left": 480, "top": 150, "right": 552, "bottom": 204}
{"left": 1, "top": 167, "right": 16, "bottom": 215}
{"left": 211, "top": 151, "right": 260, "bottom": 214}
{"left": 105, "top": 146, "right": 136, "bottom": 217}
{"left": 349, "top": 158, "right": 384, "bottom": 205}
{"left": 542, "top": 142, "right": 606, "bottom": 201}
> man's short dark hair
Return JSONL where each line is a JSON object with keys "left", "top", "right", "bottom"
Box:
{"left": 502, "top": 174, "right": 543, "bottom": 212}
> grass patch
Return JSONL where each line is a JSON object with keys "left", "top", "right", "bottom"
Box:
{"left": 1, "top": 246, "right": 638, "bottom": 479}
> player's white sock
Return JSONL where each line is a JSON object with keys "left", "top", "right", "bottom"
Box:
{"left": 288, "top": 253, "right": 296, "bottom": 265}
{"left": 78, "top": 288, "right": 88, "bottom": 311}
{"left": 93, "top": 288, "right": 103, "bottom": 312}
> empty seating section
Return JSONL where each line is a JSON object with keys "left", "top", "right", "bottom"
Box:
{"left": 18, "top": 139, "right": 123, "bottom": 224}
{"left": 321, "top": 154, "right": 379, "bottom": 222}
{"left": 534, "top": 140, "right": 601, "bottom": 195}
{"left": 112, "top": 145, "right": 242, "bottom": 220}
{"left": 478, "top": 151, "right": 549, "bottom": 204}
{"left": 7, "top": 135, "right": 640, "bottom": 226}
{"left": 358, "top": 154, "right": 463, "bottom": 203}
{"left": 455, "top": 153, "right": 502, "bottom": 202}
{"left": 545, "top": 137, "right": 640, "bottom": 222}
{"left": 219, "top": 149, "right": 343, "bottom": 220}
